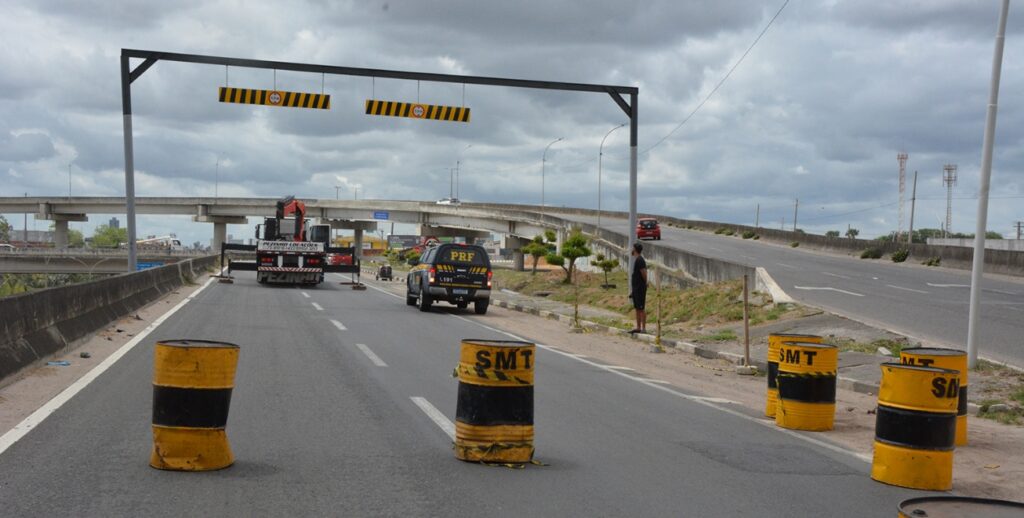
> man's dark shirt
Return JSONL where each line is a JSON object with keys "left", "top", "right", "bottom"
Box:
{"left": 632, "top": 255, "right": 647, "bottom": 292}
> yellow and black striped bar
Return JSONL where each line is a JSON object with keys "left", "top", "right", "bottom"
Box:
{"left": 872, "top": 363, "right": 958, "bottom": 491}
{"left": 365, "top": 99, "right": 471, "bottom": 123}
{"left": 900, "top": 347, "right": 968, "bottom": 446}
{"left": 765, "top": 333, "right": 822, "bottom": 417}
{"left": 150, "top": 339, "right": 240, "bottom": 471}
{"left": 898, "top": 496, "right": 1024, "bottom": 517}
{"left": 455, "top": 339, "right": 534, "bottom": 464}
{"left": 775, "top": 341, "right": 838, "bottom": 431}
{"left": 218, "top": 87, "right": 330, "bottom": 109}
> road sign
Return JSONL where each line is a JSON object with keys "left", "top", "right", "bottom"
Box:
{"left": 365, "top": 99, "right": 470, "bottom": 123}
{"left": 373, "top": 211, "right": 389, "bottom": 220}
{"left": 219, "top": 87, "right": 330, "bottom": 110}
{"left": 136, "top": 261, "right": 164, "bottom": 270}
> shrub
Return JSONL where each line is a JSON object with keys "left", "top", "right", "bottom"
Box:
{"left": 891, "top": 249, "right": 909, "bottom": 263}
{"left": 724, "top": 229, "right": 735, "bottom": 236}
{"left": 922, "top": 256, "right": 941, "bottom": 267}
{"left": 742, "top": 230, "right": 756, "bottom": 239}
{"left": 714, "top": 227, "right": 726, "bottom": 235}
{"left": 753, "top": 235, "right": 760, "bottom": 240}
{"left": 860, "top": 247, "right": 883, "bottom": 259}
{"left": 790, "top": 242, "right": 799, "bottom": 248}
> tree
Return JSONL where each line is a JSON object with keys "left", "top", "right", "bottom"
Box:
{"left": 522, "top": 235, "right": 550, "bottom": 274}
{"left": 590, "top": 253, "right": 620, "bottom": 288}
{"left": 985, "top": 231, "right": 1004, "bottom": 240}
{"left": 0, "top": 215, "right": 10, "bottom": 242}
{"left": 825, "top": 230, "right": 840, "bottom": 238}
{"left": 67, "top": 229, "right": 85, "bottom": 248}
{"left": 91, "top": 224, "right": 128, "bottom": 248}
{"left": 845, "top": 227, "right": 860, "bottom": 239}
{"left": 546, "top": 229, "right": 591, "bottom": 284}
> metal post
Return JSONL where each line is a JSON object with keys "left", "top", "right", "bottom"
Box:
{"left": 743, "top": 274, "right": 750, "bottom": 367}
{"left": 792, "top": 198, "right": 799, "bottom": 232}
{"left": 68, "top": 163, "right": 72, "bottom": 198}
{"left": 908, "top": 171, "right": 918, "bottom": 247}
{"left": 598, "top": 124, "right": 625, "bottom": 237}
{"left": 967, "top": 0, "right": 1010, "bottom": 369}
{"left": 120, "top": 54, "right": 138, "bottom": 271}
{"left": 755, "top": 203, "right": 760, "bottom": 228}
{"left": 655, "top": 266, "right": 662, "bottom": 348}
{"left": 541, "top": 137, "right": 563, "bottom": 213}
{"left": 627, "top": 93, "right": 638, "bottom": 272}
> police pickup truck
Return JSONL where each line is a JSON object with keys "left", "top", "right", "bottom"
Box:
{"left": 406, "top": 243, "right": 492, "bottom": 314}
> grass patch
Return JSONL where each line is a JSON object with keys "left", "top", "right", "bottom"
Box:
{"left": 860, "top": 247, "right": 883, "bottom": 259}
{"left": 790, "top": 242, "right": 799, "bottom": 248}
{"left": 703, "top": 329, "right": 737, "bottom": 342}
{"left": 832, "top": 337, "right": 908, "bottom": 356}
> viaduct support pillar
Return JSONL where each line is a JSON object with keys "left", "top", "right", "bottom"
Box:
{"left": 54, "top": 220, "right": 69, "bottom": 249}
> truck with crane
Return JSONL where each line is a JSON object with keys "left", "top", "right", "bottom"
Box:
{"left": 220, "top": 196, "right": 359, "bottom": 285}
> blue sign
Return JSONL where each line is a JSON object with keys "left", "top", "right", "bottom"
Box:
{"left": 373, "top": 211, "right": 389, "bottom": 220}
{"left": 136, "top": 261, "right": 164, "bottom": 271}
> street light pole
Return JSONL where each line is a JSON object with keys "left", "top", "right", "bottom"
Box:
{"left": 541, "top": 137, "right": 563, "bottom": 213}
{"left": 967, "top": 0, "right": 1010, "bottom": 369}
{"left": 597, "top": 124, "right": 625, "bottom": 234}
{"left": 214, "top": 157, "right": 220, "bottom": 200}
{"left": 456, "top": 144, "right": 472, "bottom": 200}
{"left": 334, "top": 185, "right": 342, "bottom": 200}
{"left": 68, "top": 163, "right": 72, "bottom": 198}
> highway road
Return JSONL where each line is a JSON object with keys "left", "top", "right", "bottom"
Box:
{"left": 0, "top": 272, "right": 918, "bottom": 516}
{"left": 568, "top": 214, "right": 1024, "bottom": 368}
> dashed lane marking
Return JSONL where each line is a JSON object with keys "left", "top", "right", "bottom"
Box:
{"left": 355, "top": 344, "right": 388, "bottom": 367}
{"left": 410, "top": 396, "right": 455, "bottom": 441}
{"left": 793, "top": 286, "right": 865, "bottom": 297}
{"left": 822, "top": 272, "right": 850, "bottom": 279}
{"left": 776, "top": 263, "right": 797, "bottom": 269}
{"left": 311, "top": 302, "right": 324, "bottom": 311}
{"left": 886, "top": 284, "right": 929, "bottom": 294}
{"left": 927, "top": 283, "right": 970, "bottom": 288}
{"left": 301, "top": 291, "right": 310, "bottom": 298}
{"left": 330, "top": 319, "right": 347, "bottom": 331}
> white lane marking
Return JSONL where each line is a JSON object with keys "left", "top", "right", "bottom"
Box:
{"left": 775, "top": 263, "right": 796, "bottom": 269}
{"left": 330, "top": 319, "right": 347, "bottom": 331}
{"left": 607, "top": 366, "right": 636, "bottom": 371}
{"left": 360, "top": 277, "right": 873, "bottom": 463}
{"left": 355, "top": 344, "right": 388, "bottom": 367}
{"left": 822, "top": 272, "right": 850, "bottom": 280}
{"left": 927, "top": 283, "right": 970, "bottom": 288}
{"left": 985, "top": 288, "right": 1017, "bottom": 296}
{"left": 793, "top": 286, "right": 864, "bottom": 297}
{"left": 410, "top": 396, "right": 455, "bottom": 441}
{"left": 444, "top": 313, "right": 872, "bottom": 464}
{"left": 311, "top": 302, "right": 324, "bottom": 311}
{"left": 301, "top": 291, "right": 310, "bottom": 298}
{"left": 886, "top": 284, "right": 929, "bottom": 294}
{"left": 648, "top": 379, "right": 673, "bottom": 385}
{"left": 0, "top": 275, "right": 218, "bottom": 457}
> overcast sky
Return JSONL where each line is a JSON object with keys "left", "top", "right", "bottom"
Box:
{"left": 1, "top": 0, "right": 1022, "bottom": 245}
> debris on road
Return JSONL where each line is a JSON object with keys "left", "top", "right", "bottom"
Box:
{"left": 46, "top": 361, "right": 71, "bottom": 367}
{"left": 80, "top": 352, "right": 91, "bottom": 359}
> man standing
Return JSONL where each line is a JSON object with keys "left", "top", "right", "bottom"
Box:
{"left": 629, "top": 243, "right": 648, "bottom": 334}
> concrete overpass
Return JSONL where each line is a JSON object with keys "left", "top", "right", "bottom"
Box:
{"left": 0, "top": 197, "right": 554, "bottom": 267}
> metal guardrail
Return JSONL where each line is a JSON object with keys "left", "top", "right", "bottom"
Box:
{"left": 0, "top": 248, "right": 208, "bottom": 257}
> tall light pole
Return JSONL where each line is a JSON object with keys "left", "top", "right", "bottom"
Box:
{"left": 214, "top": 157, "right": 220, "bottom": 200}
{"left": 967, "top": 0, "right": 1010, "bottom": 369}
{"left": 541, "top": 137, "right": 563, "bottom": 212}
{"left": 597, "top": 124, "right": 625, "bottom": 233}
{"left": 334, "top": 185, "right": 342, "bottom": 200}
{"left": 455, "top": 144, "right": 472, "bottom": 200}
{"left": 67, "top": 163, "right": 72, "bottom": 198}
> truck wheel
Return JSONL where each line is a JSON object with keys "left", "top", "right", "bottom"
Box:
{"left": 474, "top": 299, "right": 489, "bottom": 315}
{"left": 406, "top": 280, "right": 417, "bottom": 306}
{"left": 418, "top": 288, "right": 432, "bottom": 312}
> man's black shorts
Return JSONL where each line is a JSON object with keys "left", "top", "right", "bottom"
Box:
{"left": 631, "top": 286, "right": 647, "bottom": 311}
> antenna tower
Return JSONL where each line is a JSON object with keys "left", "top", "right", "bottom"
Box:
{"left": 943, "top": 164, "right": 958, "bottom": 237}
{"left": 897, "top": 152, "right": 908, "bottom": 240}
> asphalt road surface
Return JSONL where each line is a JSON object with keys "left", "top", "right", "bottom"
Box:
{"left": 568, "top": 214, "right": 1024, "bottom": 368}
{"left": 0, "top": 272, "right": 923, "bottom": 516}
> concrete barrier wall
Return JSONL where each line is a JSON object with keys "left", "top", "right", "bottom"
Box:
{"left": 0, "top": 256, "right": 217, "bottom": 384}
{"left": 469, "top": 202, "right": 1024, "bottom": 277}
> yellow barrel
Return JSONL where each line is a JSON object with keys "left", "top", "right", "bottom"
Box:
{"left": 766, "top": 333, "right": 822, "bottom": 417}
{"left": 455, "top": 339, "right": 535, "bottom": 464}
{"left": 775, "top": 341, "right": 837, "bottom": 431}
{"left": 150, "top": 340, "right": 239, "bottom": 471}
{"left": 898, "top": 496, "right": 1024, "bottom": 517}
{"left": 900, "top": 347, "right": 968, "bottom": 446}
{"left": 872, "top": 363, "right": 958, "bottom": 491}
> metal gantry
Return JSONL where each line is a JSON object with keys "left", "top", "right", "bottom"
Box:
{"left": 120, "top": 49, "right": 640, "bottom": 271}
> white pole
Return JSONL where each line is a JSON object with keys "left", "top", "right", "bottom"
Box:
{"left": 541, "top": 137, "right": 563, "bottom": 213}
{"left": 967, "top": 0, "right": 1009, "bottom": 369}
{"left": 598, "top": 124, "right": 624, "bottom": 236}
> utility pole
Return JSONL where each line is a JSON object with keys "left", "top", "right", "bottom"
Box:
{"left": 907, "top": 171, "right": 918, "bottom": 247}
{"left": 943, "top": 164, "right": 958, "bottom": 238}
{"left": 23, "top": 192, "right": 27, "bottom": 244}
{"left": 755, "top": 203, "right": 760, "bottom": 228}
{"left": 68, "top": 163, "right": 72, "bottom": 198}
{"left": 967, "top": 0, "right": 1010, "bottom": 369}
{"left": 449, "top": 168, "right": 454, "bottom": 199}
{"left": 1015, "top": 221, "right": 1022, "bottom": 240}
{"left": 214, "top": 158, "right": 220, "bottom": 200}
{"left": 792, "top": 198, "right": 799, "bottom": 232}
{"left": 334, "top": 185, "right": 341, "bottom": 200}
{"left": 897, "top": 152, "right": 908, "bottom": 241}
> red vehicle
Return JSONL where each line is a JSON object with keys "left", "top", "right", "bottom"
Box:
{"left": 637, "top": 218, "right": 661, "bottom": 240}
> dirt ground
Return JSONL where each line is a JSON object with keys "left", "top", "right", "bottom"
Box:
{"left": 477, "top": 305, "right": 1024, "bottom": 501}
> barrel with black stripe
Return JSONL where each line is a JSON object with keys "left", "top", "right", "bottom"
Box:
{"left": 900, "top": 347, "right": 968, "bottom": 446}
{"left": 150, "top": 340, "right": 239, "bottom": 471}
{"left": 775, "top": 341, "right": 837, "bottom": 431}
{"left": 897, "top": 496, "right": 1024, "bottom": 517}
{"left": 455, "top": 339, "right": 535, "bottom": 463}
{"left": 871, "top": 363, "right": 958, "bottom": 490}
{"left": 766, "top": 333, "right": 822, "bottom": 417}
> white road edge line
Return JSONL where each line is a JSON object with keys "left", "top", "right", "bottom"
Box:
{"left": 355, "top": 344, "right": 388, "bottom": 367}
{"left": 792, "top": 286, "right": 865, "bottom": 297}
{"left": 330, "top": 319, "right": 347, "bottom": 331}
{"left": 358, "top": 276, "right": 873, "bottom": 463}
{"left": 886, "top": 284, "right": 929, "bottom": 294}
{"left": 311, "top": 302, "right": 324, "bottom": 311}
{"left": 0, "top": 274, "right": 219, "bottom": 457}
{"left": 607, "top": 366, "right": 636, "bottom": 371}
{"left": 926, "top": 283, "right": 970, "bottom": 288}
{"left": 410, "top": 396, "right": 455, "bottom": 441}
{"left": 301, "top": 291, "right": 310, "bottom": 298}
